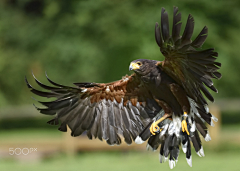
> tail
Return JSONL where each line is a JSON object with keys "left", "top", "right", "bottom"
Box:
{"left": 134, "top": 97, "right": 217, "bottom": 169}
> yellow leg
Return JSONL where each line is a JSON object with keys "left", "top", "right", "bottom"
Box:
{"left": 181, "top": 112, "right": 190, "bottom": 135}
{"left": 150, "top": 114, "right": 171, "bottom": 135}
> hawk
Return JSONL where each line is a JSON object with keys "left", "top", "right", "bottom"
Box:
{"left": 26, "top": 7, "right": 221, "bottom": 169}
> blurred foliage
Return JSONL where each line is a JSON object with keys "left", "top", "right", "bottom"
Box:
{"left": 0, "top": 0, "right": 240, "bottom": 107}
{"left": 0, "top": 118, "right": 53, "bottom": 129}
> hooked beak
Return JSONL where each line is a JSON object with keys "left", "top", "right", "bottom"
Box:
{"left": 129, "top": 62, "right": 140, "bottom": 71}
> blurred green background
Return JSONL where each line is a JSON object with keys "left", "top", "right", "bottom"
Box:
{"left": 0, "top": 0, "right": 240, "bottom": 170}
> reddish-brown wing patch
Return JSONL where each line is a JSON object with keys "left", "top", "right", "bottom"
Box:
{"left": 77, "top": 74, "right": 152, "bottom": 107}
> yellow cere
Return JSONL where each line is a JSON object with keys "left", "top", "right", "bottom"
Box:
{"left": 130, "top": 62, "right": 140, "bottom": 70}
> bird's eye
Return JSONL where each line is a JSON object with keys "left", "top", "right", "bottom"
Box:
{"left": 136, "top": 62, "right": 142, "bottom": 66}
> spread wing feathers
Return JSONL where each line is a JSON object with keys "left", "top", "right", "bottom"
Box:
{"left": 155, "top": 7, "right": 221, "bottom": 105}
{"left": 25, "top": 73, "right": 162, "bottom": 145}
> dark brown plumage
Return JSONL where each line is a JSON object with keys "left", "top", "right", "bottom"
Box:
{"left": 155, "top": 7, "right": 221, "bottom": 105}
{"left": 26, "top": 7, "right": 221, "bottom": 169}
{"left": 26, "top": 69, "right": 161, "bottom": 145}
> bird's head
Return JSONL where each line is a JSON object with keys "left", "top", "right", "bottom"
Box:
{"left": 129, "top": 59, "right": 158, "bottom": 76}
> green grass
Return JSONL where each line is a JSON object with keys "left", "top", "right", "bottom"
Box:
{"left": 1, "top": 127, "right": 240, "bottom": 171}
{"left": 1, "top": 150, "right": 239, "bottom": 171}
{"left": 1, "top": 125, "right": 239, "bottom": 140}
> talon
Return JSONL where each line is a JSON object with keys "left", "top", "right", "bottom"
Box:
{"left": 150, "top": 122, "right": 160, "bottom": 135}
{"left": 181, "top": 112, "right": 190, "bottom": 135}
{"left": 149, "top": 113, "right": 171, "bottom": 135}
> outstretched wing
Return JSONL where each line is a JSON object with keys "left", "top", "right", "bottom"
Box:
{"left": 155, "top": 7, "right": 221, "bottom": 105}
{"left": 25, "top": 73, "right": 161, "bottom": 145}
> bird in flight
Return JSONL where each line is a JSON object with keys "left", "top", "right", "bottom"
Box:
{"left": 26, "top": 7, "right": 221, "bottom": 169}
